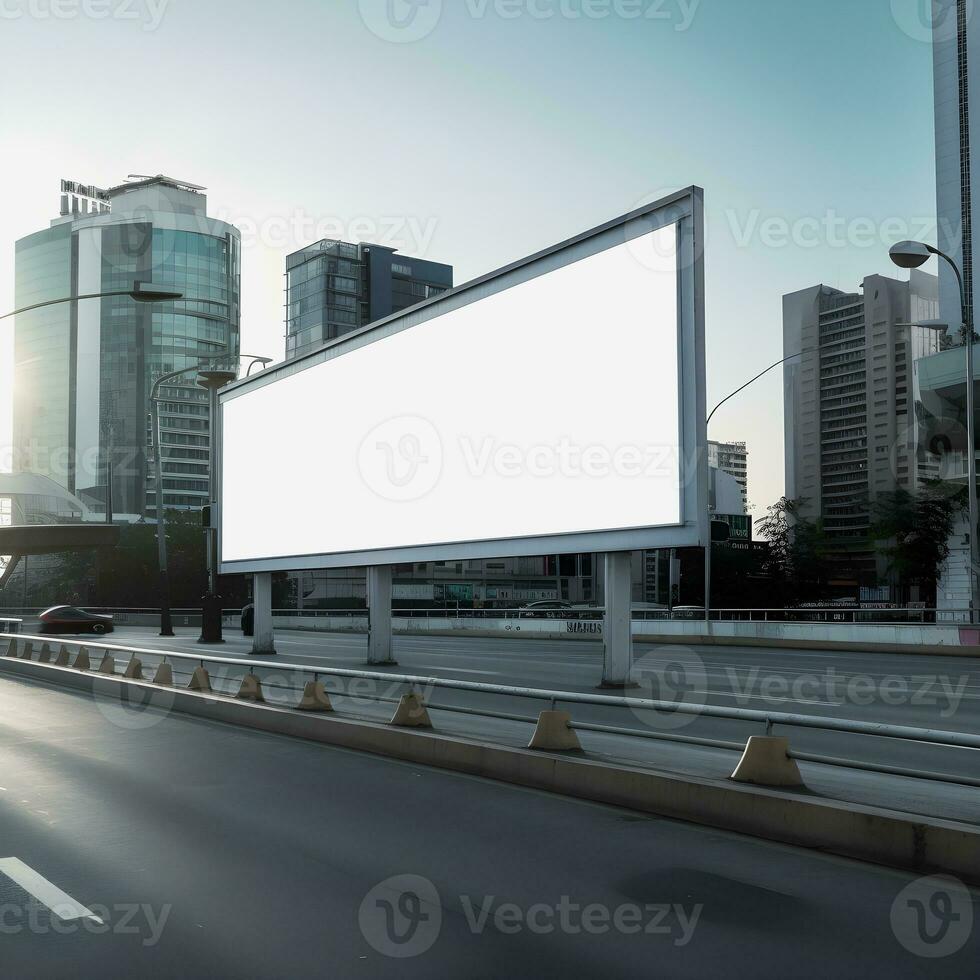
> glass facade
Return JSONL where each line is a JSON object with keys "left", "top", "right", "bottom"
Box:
{"left": 284, "top": 240, "right": 452, "bottom": 360}
{"left": 14, "top": 181, "right": 241, "bottom": 522}
{"left": 86, "top": 223, "right": 240, "bottom": 517}
{"left": 285, "top": 241, "right": 363, "bottom": 358}
{"left": 144, "top": 228, "right": 240, "bottom": 517}
{"left": 12, "top": 224, "right": 73, "bottom": 489}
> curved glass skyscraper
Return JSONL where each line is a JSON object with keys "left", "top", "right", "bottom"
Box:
{"left": 13, "top": 176, "right": 241, "bottom": 519}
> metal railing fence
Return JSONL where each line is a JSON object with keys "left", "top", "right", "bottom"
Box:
{"left": 3, "top": 631, "right": 979, "bottom": 794}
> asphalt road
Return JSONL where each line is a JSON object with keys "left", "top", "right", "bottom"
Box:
{"left": 15, "top": 625, "right": 980, "bottom": 826}
{"left": 0, "top": 673, "right": 977, "bottom": 979}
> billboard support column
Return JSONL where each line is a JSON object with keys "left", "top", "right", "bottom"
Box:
{"left": 252, "top": 572, "right": 276, "bottom": 656}
{"left": 367, "top": 565, "right": 397, "bottom": 666}
{"left": 600, "top": 551, "right": 637, "bottom": 689}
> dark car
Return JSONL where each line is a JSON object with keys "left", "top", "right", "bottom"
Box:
{"left": 518, "top": 600, "right": 575, "bottom": 620}
{"left": 38, "top": 605, "right": 114, "bottom": 635}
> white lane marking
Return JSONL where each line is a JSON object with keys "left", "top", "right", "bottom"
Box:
{"left": 415, "top": 665, "right": 499, "bottom": 676}
{"left": 0, "top": 858, "right": 102, "bottom": 923}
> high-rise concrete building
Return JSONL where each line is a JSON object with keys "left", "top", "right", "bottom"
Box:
{"left": 923, "top": 1, "right": 980, "bottom": 615}
{"left": 783, "top": 272, "right": 940, "bottom": 590}
{"left": 708, "top": 440, "right": 748, "bottom": 506}
{"left": 285, "top": 240, "right": 453, "bottom": 360}
{"left": 934, "top": 0, "right": 980, "bottom": 329}
{"left": 13, "top": 176, "right": 240, "bottom": 520}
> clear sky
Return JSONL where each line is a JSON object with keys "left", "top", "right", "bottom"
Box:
{"left": 0, "top": 0, "right": 938, "bottom": 517}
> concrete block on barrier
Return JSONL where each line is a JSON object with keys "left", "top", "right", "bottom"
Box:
{"left": 98, "top": 653, "right": 116, "bottom": 675}
{"left": 153, "top": 662, "right": 173, "bottom": 687}
{"left": 528, "top": 711, "right": 582, "bottom": 752}
{"left": 390, "top": 691, "right": 432, "bottom": 728}
{"left": 236, "top": 674, "right": 265, "bottom": 703}
{"left": 731, "top": 736, "right": 804, "bottom": 788}
{"left": 19, "top": 641, "right": 33, "bottom": 660}
{"left": 297, "top": 680, "right": 333, "bottom": 712}
{"left": 54, "top": 646, "right": 70, "bottom": 667}
{"left": 2, "top": 638, "right": 15, "bottom": 658}
{"left": 38, "top": 643, "right": 51, "bottom": 663}
{"left": 73, "top": 650, "right": 91, "bottom": 672}
{"left": 188, "top": 666, "right": 212, "bottom": 693}
{"left": 123, "top": 657, "right": 143, "bottom": 680}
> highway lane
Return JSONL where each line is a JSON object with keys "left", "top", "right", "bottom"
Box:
{"left": 12, "top": 626, "right": 980, "bottom": 825}
{"left": 0, "top": 673, "right": 977, "bottom": 979}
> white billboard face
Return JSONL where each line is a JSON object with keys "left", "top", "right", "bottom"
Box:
{"left": 221, "top": 196, "right": 705, "bottom": 572}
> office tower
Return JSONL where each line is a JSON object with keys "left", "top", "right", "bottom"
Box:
{"left": 708, "top": 440, "right": 748, "bottom": 507}
{"left": 13, "top": 175, "right": 240, "bottom": 519}
{"left": 285, "top": 240, "right": 452, "bottom": 360}
{"left": 934, "top": 0, "right": 980, "bottom": 329}
{"left": 783, "top": 272, "right": 940, "bottom": 590}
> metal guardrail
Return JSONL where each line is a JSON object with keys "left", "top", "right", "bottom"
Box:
{"left": 1, "top": 606, "right": 974, "bottom": 625}
{"left": 3, "top": 631, "right": 979, "bottom": 793}
{"left": 0, "top": 618, "right": 21, "bottom": 634}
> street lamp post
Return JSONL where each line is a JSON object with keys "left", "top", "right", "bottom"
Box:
{"left": 0, "top": 282, "right": 183, "bottom": 322}
{"left": 890, "top": 241, "right": 978, "bottom": 624}
{"left": 703, "top": 348, "right": 814, "bottom": 620}
{"left": 151, "top": 354, "right": 272, "bottom": 639}
{"left": 150, "top": 357, "right": 230, "bottom": 637}
{"left": 196, "top": 368, "right": 237, "bottom": 644}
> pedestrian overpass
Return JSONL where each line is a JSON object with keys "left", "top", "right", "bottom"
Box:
{"left": 0, "top": 524, "right": 121, "bottom": 590}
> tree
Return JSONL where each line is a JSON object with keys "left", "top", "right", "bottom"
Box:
{"left": 871, "top": 481, "right": 966, "bottom": 602}
{"left": 754, "top": 497, "right": 833, "bottom": 605}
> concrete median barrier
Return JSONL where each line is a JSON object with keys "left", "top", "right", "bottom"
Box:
{"left": 1, "top": 653, "right": 979, "bottom": 883}
{"left": 38, "top": 643, "right": 51, "bottom": 663}
{"left": 188, "top": 666, "right": 211, "bottom": 693}
{"left": 153, "top": 662, "right": 173, "bottom": 686}
{"left": 236, "top": 674, "right": 265, "bottom": 703}
{"left": 297, "top": 680, "right": 333, "bottom": 712}
{"left": 19, "top": 641, "right": 33, "bottom": 661}
{"left": 72, "top": 650, "right": 90, "bottom": 672}
{"left": 123, "top": 657, "right": 143, "bottom": 680}
{"left": 98, "top": 653, "right": 116, "bottom": 675}
{"left": 54, "top": 646, "right": 70, "bottom": 667}
{"left": 730, "top": 736, "right": 805, "bottom": 788}
{"left": 390, "top": 691, "right": 432, "bottom": 728}
{"left": 528, "top": 710, "right": 583, "bottom": 752}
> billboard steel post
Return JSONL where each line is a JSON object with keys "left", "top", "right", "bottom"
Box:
{"left": 600, "top": 551, "right": 638, "bottom": 689}
{"left": 251, "top": 572, "right": 276, "bottom": 656}
{"left": 367, "top": 565, "right": 396, "bottom": 666}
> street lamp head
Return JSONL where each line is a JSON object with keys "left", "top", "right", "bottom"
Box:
{"left": 889, "top": 240, "right": 934, "bottom": 270}
{"left": 245, "top": 356, "right": 275, "bottom": 377}
{"left": 196, "top": 369, "right": 238, "bottom": 390}
{"left": 130, "top": 281, "right": 183, "bottom": 303}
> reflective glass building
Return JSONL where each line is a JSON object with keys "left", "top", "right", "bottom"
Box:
{"left": 13, "top": 176, "right": 241, "bottom": 519}
{"left": 285, "top": 240, "right": 452, "bottom": 360}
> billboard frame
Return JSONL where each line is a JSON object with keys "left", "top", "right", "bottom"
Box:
{"left": 218, "top": 186, "right": 708, "bottom": 575}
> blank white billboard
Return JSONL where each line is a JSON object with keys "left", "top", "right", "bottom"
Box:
{"left": 221, "top": 193, "right": 705, "bottom": 572}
